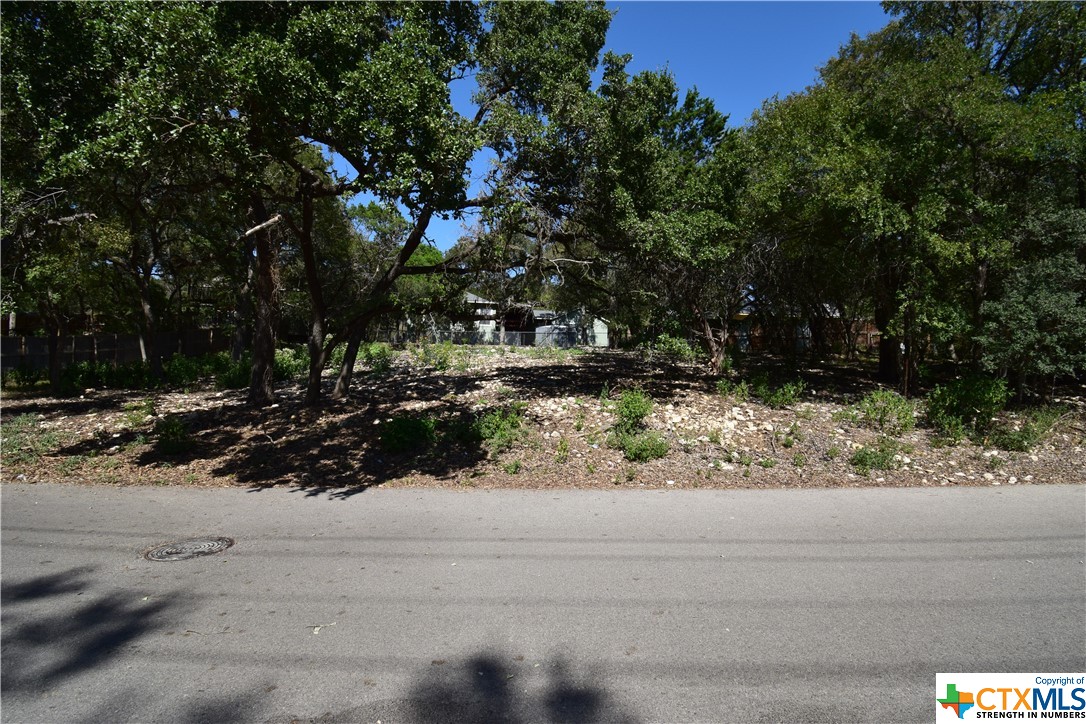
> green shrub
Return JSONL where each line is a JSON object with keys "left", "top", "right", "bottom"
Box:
{"left": 154, "top": 414, "right": 194, "bottom": 455}
{"left": 2, "top": 364, "right": 46, "bottom": 389}
{"left": 857, "top": 390, "right": 915, "bottom": 435}
{"left": 123, "top": 398, "right": 157, "bottom": 428}
{"left": 650, "top": 334, "right": 699, "bottom": 363}
{"left": 927, "top": 376, "right": 1009, "bottom": 436}
{"left": 611, "top": 430, "right": 670, "bottom": 462}
{"left": 715, "top": 378, "right": 749, "bottom": 402}
{"left": 614, "top": 390, "right": 653, "bottom": 434}
{"left": 751, "top": 374, "right": 805, "bottom": 408}
{"left": 475, "top": 407, "right": 524, "bottom": 454}
{"left": 273, "top": 347, "right": 309, "bottom": 381}
{"left": 503, "top": 460, "right": 522, "bottom": 475}
{"left": 361, "top": 342, "right": 393, "bottom": 374}
{"left": 411, "top": 341, "right": 453, "bottom": 370}
{"left": 162, "top": 355, "right": 203, "bottom": 387}
{"left": 216, "top": 355, "right": 251, "bottom": 390}
{"left": 849, "top": 436, "right": 908, "bottom": 475}
{"left": 59, "top": 360, "right": 156, "bottom": 394}
{"left": 380, "top": 415, "right": 437, "bottom": 453}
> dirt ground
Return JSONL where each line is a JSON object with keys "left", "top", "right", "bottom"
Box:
{"left": 2, "top": 348, "right": 1084, "bottom": 495}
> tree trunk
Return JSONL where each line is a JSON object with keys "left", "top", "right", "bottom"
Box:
{"left": 232, "top": 237, "right": 255, "bottom": 361}
{"left": 297, "top": 193, "right": 327, "bottom": 406}
{"left": 134, "top": 272, "right": 163, "bottom": 379}
{"left": 331, "top": 326, "right": 365, "bottom": 400}
{"left": 248, "top": 196, "right": 279, "bottom": 406}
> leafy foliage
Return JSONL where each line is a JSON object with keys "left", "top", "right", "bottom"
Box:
{"left": 380, "top": 416, "right": 438, "bottom": 454}
{"left": 857, "top": 390, "right": 916, "bottom": 435}
{"left": 927, "top": 377, "right": 1010, "bottom": 438}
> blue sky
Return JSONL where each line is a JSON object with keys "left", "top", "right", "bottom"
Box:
{"left": 356, "top": 2, "right": 893, "bottom": 251}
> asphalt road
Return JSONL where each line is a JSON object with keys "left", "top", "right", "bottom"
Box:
{"left": 2, "top": 482, "right": 1083, "bottom": 723}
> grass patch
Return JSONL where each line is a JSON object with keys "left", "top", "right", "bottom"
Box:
{"left": 2, "top": 414, "right": 64, "bottom": 465}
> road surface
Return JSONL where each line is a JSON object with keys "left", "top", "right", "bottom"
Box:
{"left": 2, "top": 482, "right": 1083, "bottom": 723}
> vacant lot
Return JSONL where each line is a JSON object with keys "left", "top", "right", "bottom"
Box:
{"left": 2, "top": 348, "right": 1084, "bottom": 494}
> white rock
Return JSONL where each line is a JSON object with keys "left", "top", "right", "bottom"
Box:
{"left": 1008, "top": 477, "right": 1018, "bottom": 484}
{"left": 983, "top": 473, "right": 994, "bottom": 480}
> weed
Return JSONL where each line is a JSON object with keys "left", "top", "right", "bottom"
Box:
{"left": 826, "top": 445, "right": 841, "bottom": 460}
{"left": 555, "top": 437, "right": 570, "bottom": 464}
{"left": 573, "top": 410, "right": 586, "bottom": 432}
{"left": 849, "top": 436, "right": 909, "bottom": 475}
{"left": 715, "top": 378, "right": 750, "bottom": 403}
{"left": 475, "top": 408, "right": 524, "bottom": 454}
{"left": 153, "top": 415, "right": 194, "bottom": 455}
{"left": 781, "top": 435, "right": 795, "bottom": 449}
{"left": 987, "top": 455, "right": 1006, "bottom": 469}
{"left": 792, "top": 453, "right": 807, "bottom": 468}
{"left": 759, "top": 457, "right": 777, "bottom": 469}
{"left": 742, "top": 466, "right": 751, "bottom": 478}
{"left": 707, "top": 429, "right": 722, "bottom": 445}
{"left": 646, "top": 334, "right": 700, "bottom": 363}
{"left": 586, "top": 462, "right": 597, "bottom": 474}
{"left": 987, "top": 406, "right": 1064, "bottom": 452}
{"left": 795, "top": 405, "right": 815, "bottom": 421}
{"left": 380, "top": 415, "right": 437, "bottom": 453}
{"left": 123, "top": 398, "right": 157, "bottom": 428}
{"left": 625, "top": 466, "right": 637, "bottom": 481}
{"left": 502, "top": 460, "right": 522, "bottom": 475}
{"left": 831, "top": 408, "right": 861, "bottom": 426}
{"left": 2, "top": 414, "right": 63, "bottom": 465}
{"left": 738, "top": 452, "right": 754, "bottom": 466}
{"left": 58, "top": 455, "right": 86, "bottom": 474}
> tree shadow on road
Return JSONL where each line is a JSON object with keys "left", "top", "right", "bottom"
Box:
{"left": 0, "top": 566, "right": 196, "bottom": 695}
{"left": 407, "top": 650, "right": 640, "bottom": 724}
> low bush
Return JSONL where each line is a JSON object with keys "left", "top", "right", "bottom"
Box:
{"left": 411, "top": 341, "right": 453, "bottom": 371}
{"left": 361, "top": 342, "right": 393, "bottom": 374}
{"left": 857, "top": 390, "right": 915, "bottom": 435}
{"left": 380, "top": 415, "right": 437, "bottom": 453}
{"left": 216, "top": 355, "right": 251, "bottom": 390}
{"left": 927, "top": 376, "right": 1009, "bottom": 437}
{"left": 610, "top": 430, "right": 670, "bottom": 462}
{"left": 2, "top": 364, "right": 46, "bottom": 389}
{"left": 751, "top": 374, "right": 805, "bottom": 408}
{"left": 614, "top": 389, "right": 653, "bottom": 434}
{"left": 273, "top": 347, "right": 309, "bottom": 381}
{"left": 649, "top": 334, "right": 700, "bottom": 363}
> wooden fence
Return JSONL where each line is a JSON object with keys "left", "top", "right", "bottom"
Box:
{"left": 0, "top": 329, "right": 230, "bottom": 372}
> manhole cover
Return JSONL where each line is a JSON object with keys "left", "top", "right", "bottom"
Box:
{"left": 144, "top": 537, "right": 235, "bottom": 562}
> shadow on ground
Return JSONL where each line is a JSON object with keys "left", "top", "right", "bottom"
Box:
{"left": 0, "top": 566, "right": 196, "bottom": 695}
{"left": 266, "top": 649, "right": 639, "bottom": 724}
